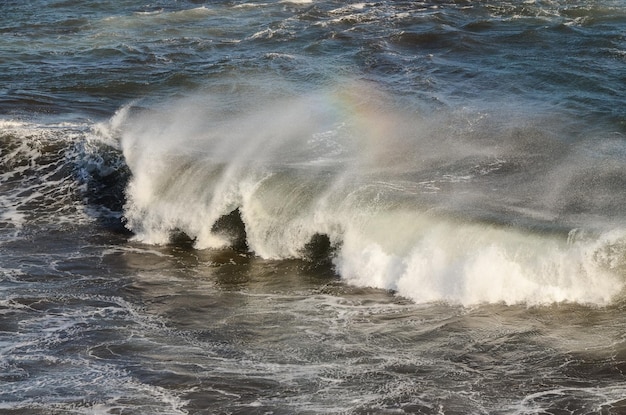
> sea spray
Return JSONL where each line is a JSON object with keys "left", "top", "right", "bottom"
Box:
{"left": 115, "top": 86, "right": 626, "bottom": 305}
{"left": 118, "top": 91, "right": 351, "bottom": 248}
{"left": 337, "top": 211, "right": 625, "bottom": 305}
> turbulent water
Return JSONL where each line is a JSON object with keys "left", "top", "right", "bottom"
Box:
{"left": 2, "top": 0, "right": 626, "bottom": 413}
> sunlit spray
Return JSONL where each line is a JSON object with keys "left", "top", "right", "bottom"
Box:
{"left": 116, "top": 82, "right": 626, "bottom": 305}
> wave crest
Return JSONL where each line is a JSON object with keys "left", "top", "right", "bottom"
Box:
{"left": 113, "top": 88, "right": 626, "bottom": 306}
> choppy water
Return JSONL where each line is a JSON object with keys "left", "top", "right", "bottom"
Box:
{"left": 2, "top": 0, "right": 626, "bottom": 413}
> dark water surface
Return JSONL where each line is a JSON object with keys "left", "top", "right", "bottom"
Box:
{"left": 4, "top": 228, "right": 626, "bottom": 414}
{"left": 2, "top": 0, "right": 626, "bottom": 413}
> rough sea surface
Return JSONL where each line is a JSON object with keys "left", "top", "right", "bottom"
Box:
{"left": 2, "top": 1, "right": 626, "bottom": 413}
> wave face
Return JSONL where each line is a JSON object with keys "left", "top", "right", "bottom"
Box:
{"left": 109, "top": 84, "right": 626, "bottom": 306}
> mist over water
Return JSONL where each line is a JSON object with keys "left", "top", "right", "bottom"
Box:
{"left": 2, "top": 0, "right": 626, "bottom": 413}
{"left": 111, "top": 83, "right": 626, "bottom": 306}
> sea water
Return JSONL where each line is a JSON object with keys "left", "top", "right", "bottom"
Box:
{"left": 2, "top": 1, "right": 626, "bottom": 413}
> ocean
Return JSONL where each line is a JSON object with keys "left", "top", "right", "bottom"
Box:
{"left": 1, "top": 0, "right": 626, "bottom": 413}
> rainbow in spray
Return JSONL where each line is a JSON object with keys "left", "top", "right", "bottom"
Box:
{"left": 104, "top": 82, "right": 626, "bottom": 306}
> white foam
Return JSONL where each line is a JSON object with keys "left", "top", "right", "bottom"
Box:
{"left": 118, "top": 92, "right": 348, "bottom": 249}
{"left": 336, "top": 212, "right": 625, "bottom": 306}
{"left": 0, "top": 293, "right": 187, "bottom": 415}
{"left": 510, "top": 386, "right": 626, "bottom": 415}
{"left": 0, "top": 117, "right": 129, "bottom": 228}
{"left": 114, "top": 89, "right": 626, "bottom": 306}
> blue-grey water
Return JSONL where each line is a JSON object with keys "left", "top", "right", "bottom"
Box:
{"left": 2, "top": 1, "right": 626, "bottom": 413}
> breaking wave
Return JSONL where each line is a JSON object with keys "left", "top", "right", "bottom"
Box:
{"left": 96, "top": 84, "right": 626, "bottom": 306}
